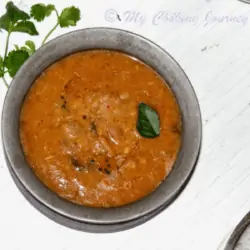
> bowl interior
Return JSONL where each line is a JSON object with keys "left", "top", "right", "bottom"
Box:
{"left": 2, "top": 27, "right": 202, "bottom": 225}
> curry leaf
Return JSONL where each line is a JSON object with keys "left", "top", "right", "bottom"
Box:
{"left": 59, "top": 6, "right": 80, "bottom": 27}
{"left": 30, "top": 4, "right": 55, "bottom": 22}
{"left": 136, "top": 103, "right": 160, "bottom": 138}
{"left": 5, "top": 50, "right": 29, "bottom": 77}
{"left": 12, "top": 21, "right": 38, "bottom": 35}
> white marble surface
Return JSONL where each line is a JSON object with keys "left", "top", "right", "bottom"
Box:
{"left": 1, "top": 0, "right": 250, "bottom": 249}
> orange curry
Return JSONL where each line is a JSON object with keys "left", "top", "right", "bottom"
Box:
{"left": 20, "top": 50, "right": 181, "bottom": 207}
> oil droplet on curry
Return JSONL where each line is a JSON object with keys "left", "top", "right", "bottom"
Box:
{"left": 20, "top": 50, "right": 181, "bottom": 208}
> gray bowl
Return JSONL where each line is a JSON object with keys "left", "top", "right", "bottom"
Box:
{"left": 224, "top": 211, "right": 250, "bottom": 250}
{"left": 2, "top": 27, "right": 202, "bottom": 233}
{"left": 238, "top": 0, "right": 250, "bottom": 3}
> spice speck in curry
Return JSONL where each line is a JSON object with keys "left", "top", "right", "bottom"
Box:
{"left": 20, "top": 50, "right": 181, "bottom": 208}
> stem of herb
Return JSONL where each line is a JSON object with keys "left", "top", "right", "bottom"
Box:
{"left": 2, "top": 31, "right": 11, "bottom": 88}
{"left": 41, "top": 22, "right": 59, "bottom": 46}
{"left": 55, "top": 9, "right": 60, "bottom": 18}
{"left": 41, "top": 9, "right": 60, "bottom": 46}
{"left": 3, "top": 32, "right": 11, "bottom": 66}
{"left": 2, "top": 76, "right": 9, "bottom": 88}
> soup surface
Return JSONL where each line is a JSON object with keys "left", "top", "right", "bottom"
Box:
{"left": 20, "top": 50, "right": 181, "bottom": 207}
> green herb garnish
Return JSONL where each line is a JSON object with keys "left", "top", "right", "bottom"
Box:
{"left": 58, "top": 7, "right": 81, "bottom": 28}
{"left": 14, "top": 40, "right": 36, "bottom": 56}
{"left": 136, "top": 102, "right": 160, "bottom": 138}
{"left": 30, "top": 4, "right": 55, "bottom": 22}
{"left": 5, "top": 50, "right": 30, "bottom": 77}
{"left": 0, "top": 1, "right": 81, "bottom": 88}
{"left": 31, "top": 4, "right": 81, "bottom": 45}
{"left": 0, "top": 2, "right": 38, "bottom": 87}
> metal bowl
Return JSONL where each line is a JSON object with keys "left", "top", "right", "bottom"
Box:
{"left": 224, "top": 212, "right": 250, "bottom": 250}
{"left": 238, "top": 0, "right": 250, "bottom": 3}
{"left": 2, "top": 27, "right": 202, "bottom": 233}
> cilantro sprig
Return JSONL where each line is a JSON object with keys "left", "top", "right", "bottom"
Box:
{"left": 30, "top": 4, "right": 81, "bottom": 45}
{"left": 0, "top": 2, "right": 81, "bottom": 88}
{"left": 0, "top": 2, "right": 38, "bottom": 87}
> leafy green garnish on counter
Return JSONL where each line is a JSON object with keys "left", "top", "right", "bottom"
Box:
{"left": 30, "top": 4, "right": 55, "bottom": 22}
{"left": 0, "top": 1, "right": 38, "bottom": 87}
{"left": 12, "top": 20, "right": 38, "bottom": 35}
{"left": 59, "top": 7, "right": 80, "bottom": 27}
{"left": 0, "top": 57, "right": 4, "bottom": 77}
{"left": 14, "top": 40, "right": 36, "bottom": 56}
{"left": 136, "top": 103, "right": 160, "bottom": 138}
{"left": 5, "top": 50, "right": 30, "bottom": 77}
{"left": 31, "top": 4, "right": 81, "bottom": 45}
{"left": 0, "top": 1, "right": 81, "bottom": 88}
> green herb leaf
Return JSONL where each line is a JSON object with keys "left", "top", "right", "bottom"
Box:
{"left": 59, "top": 6, "right": 80, "bottom": 28}
{"left": 5, "top": 50, "right": 29, "bottom": 77}
{"left": 0, "top": 2, "right": 30, "bottom": 32}
{"left": 0, "top": 56, "right": 4, "bottom": 77}
{"left": 45, "top": 4, "right": 55, "bottom": 16}
{"left": 30, "top": 4, "right": 55, "bottom": 22}
{"left": 136, "top": 103, "right": 160, "bottom": 138}
{"left": 20, "top": 46, "right": 29, "bottom": 54}
{"left": 25, "top": 40, "right": 36, "bottom": 53}
{"left": 5, "top": 1, "right": 30, "bottom": 23}
{"left": 0, "top": 13, "right": 11, "bottom": 31}
{"left": 12, "top": 20, "right": 38, "bottom": 35}
{"left": 20, "top": 40, "right": 36, "bottom": 55}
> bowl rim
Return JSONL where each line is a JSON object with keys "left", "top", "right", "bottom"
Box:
{"left": 224, "top": 211, "right": 250, "bottom": 250}
{"left": 237, "top": 0, "right": 250, "bottom": 3}
{"left": 2, "top": 27, "right": 202, "bottom": 227}
{"left": 6, "top": 153, "right": 175, "bottom": 233}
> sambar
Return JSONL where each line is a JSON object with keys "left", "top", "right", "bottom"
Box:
{"left": 20, "top": 50, "right": 181, "bottom": 208}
